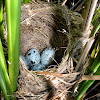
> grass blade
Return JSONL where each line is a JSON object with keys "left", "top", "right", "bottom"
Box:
{"left": 92, "top": 7, "right": 100, "bottom": 25}
{"left": 90, "top": 17, "right": 100, "bottom": 37}
{"left": 87, "top": 51, "right": 100, "bottom": 74}
{"left": 75, "top": 80, "right": 94, "bottom": 100}
{"left": 0, "top": 39, "right": 13, "bottom": 99}
{"left": 82, "top": 0, "right": 98, "bottom": 32}
{"left": 0, "top": 74, "right": 8, "bottom": 100}
{"left": 0, "top": 0, "right": 4, "bottom": 41}
{"left": 5, "top": 0, "right": 21, "bottom": 92}
{"left": 23, "top": 0, "right": 31, "bottom": 4}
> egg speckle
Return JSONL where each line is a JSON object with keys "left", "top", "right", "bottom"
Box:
{"left": 41, "top": 48, "right": 55, "bottom": 66}
{"left": 26, "top": 49, "right": 40, "bottom": 66}
{"left": 20, "top": 55, "right": 30, "bottom": 69}
{"left": 30, "top": 64, "right": 46, "bottom": 71}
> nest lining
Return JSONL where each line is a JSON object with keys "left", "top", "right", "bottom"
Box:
{"left": 3, "top": 0, "right": 90, "bottom": 100}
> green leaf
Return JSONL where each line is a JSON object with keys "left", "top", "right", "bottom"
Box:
{"left": 75, "top": 80, "right": 94, "bottom": 100}
{"left": 75, "top": 50, "right": 100, "bottom": 100}
{"left": 92, "top": 7, "right": 100, "bottom": 25}
{"left": 0, "top": 0, "right": 4, "bottom": 41}
{"left": 5, "top": 0, "right": 21, "bottom": 92}
{"left": 23, "top": 0, "right": 31, "bottom": 4}
{"left": 88, "top": 51, "right": 100, "bottom": 74}
{"left": 90, "top": 17, "right": 100, "bottom": 37}
{"left": 0, "top": 39, "right": 13, "bottom": 99}
{"left": 0, "top": 74, "right": 8, "bottom": 100}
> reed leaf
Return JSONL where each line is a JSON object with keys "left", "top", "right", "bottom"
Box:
{"left": 5, "top": 0, "right": 21, "bottom": 92}
{"left": 92, "top": 7, "right": 100, "bottom": 25}
{"left": 76, "top": 65, "right": 100, "bottom": 100}
{"left": 0, "top": 39, "right": 13, "bottom": 99}
{"left": 75, "top": 80, "right": 94, "bottom": 100}
{"left": 90, "top": 17, "right": 100, "bottom": 37}
{"left": 0, "top": 73, "right": 8, "bottom": 100}
{"left": 75, "top": 51, "right": 100, "bottom": 100}
{"left": 0, "top": 0, "right": 4, "bottom": 41}
{"left": 87, "top": 50, "right": 100, "bottom": 74}
{"left": 23, "top": 0, "right": 31, "bottom": 4}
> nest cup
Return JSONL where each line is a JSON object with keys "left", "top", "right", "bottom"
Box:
{"left": 15, "top": 0, "right": 86, "bottom": 99}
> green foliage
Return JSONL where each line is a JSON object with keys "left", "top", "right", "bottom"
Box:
{"left": 75, "top": 50, "right": 100, "bottom": 100}
{"left": 92, "top": 7, "right": 100, "bottom": 25}
{"left": 75, "top": 81, "right": 94, "bottom": 100}
{"left": 0, "top": 0, "right": 21, "bottom": 99}
{"left": 23, "top": 0, "right": 31, "bottom": 4}
{"left": 5, "top": 0, "right": 21, "bottom": 92}
{"left": 0, "top": 0, "right": 4, "bottom": 41}
{"left": 0, "top": 74, "right": 8, "bottom": 100}
{"left": 90, "top": 17, "right": 100, "bottom": 37}
{"left": 75, "top": 6, "right": 100, "bottom": 100}
{"left": 88, "top": 51, "right": 100, "bottom": 74}
{"left": 0, "top": 39, "right": 13, "bottom": 99}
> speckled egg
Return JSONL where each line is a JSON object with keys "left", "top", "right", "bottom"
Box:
{"left": 30, "top": 64, "right": 46, "bottom": 71}
{"left": 20, "top": 55, "right": 30, "bottom": 69}
{"left": 41, "top": 48, "right": 55, "bottom": 66}
{"left": 26, "top": 49, "right": 40, "bottom": 66}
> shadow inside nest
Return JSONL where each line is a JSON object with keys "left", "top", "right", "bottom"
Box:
{"left": 48, "top": 8, "right": 69, "bottom": 64}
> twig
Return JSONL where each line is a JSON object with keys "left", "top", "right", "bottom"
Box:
{"left": 70, "top": 0, "right": 83, "bottom": 11}
{"left": 56, "top": 54, "right": 69, "bottom": 73}
{"left": 75, "top": 37, "right": 95, "bottom": 72}
{"left": 49, "top": 89, "right": 70, "bottom": 100}
{"left": 74, "top": 0, "right": 86, "bottom": 12}
{"left": 16, "top": 92, "right": 27, "bottom": 100}
{"left": 82, "top": 58, "right": 89, "bottom": 74}
{"left": 86, "top": 93, "right": 100, "bottom": 100}
{"left": 61, "top": 0, "right": 67, "bottom": 6}
{"left": 56, "top": 77, "right": 76, "bottom": 85}
{"left": 36, "top": 71, "right": 80, "bottom": 77}
{"left": 85, "top": 82, "right": 100, "bottom": 97}
{"left": 83, "top": 0, "right": 98, "bottom": 32}
{"left": 82, "top": 75, "right": 100, "bottom": 80}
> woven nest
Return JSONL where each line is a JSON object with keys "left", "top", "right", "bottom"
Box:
{"left": 3, "top": 0, "right": 89, "bottom": 100}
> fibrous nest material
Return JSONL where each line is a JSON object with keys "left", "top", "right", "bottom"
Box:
{"left": 3, "top": 0, "right": 89, "bottom": 99}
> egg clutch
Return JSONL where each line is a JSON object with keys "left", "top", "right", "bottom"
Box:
{"left": 20, "top": 48, "right": 55, "bottom": 71}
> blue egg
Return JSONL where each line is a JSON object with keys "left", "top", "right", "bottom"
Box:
{"left": 26, "top": 49, "right": 40, "bottom": 66}
{"left": 41, "top": 48, "right": 55, "bottom": 66}
{"left": 30, "top": 64, "right": 46, "bottom": 71}
{"left": 20, "top": 55, "right": 30, "bottom": 69}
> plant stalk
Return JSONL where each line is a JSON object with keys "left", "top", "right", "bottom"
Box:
{"left": 5, "top": 0, "right": 21, "bottom": 92}
{"left": 83, "top": 0, "right": 98, "bottom": 32}
{"left": 0, "top": 39, "right": 13, "bottom": 99}
{"left": 82, "top": 75, "right": 100, "bottom": 80}
{"left": 75, "top": 37, "right": 94, "bottom": 72}
{"left": 0, "top": 0, "right": 4, "bottom": 41}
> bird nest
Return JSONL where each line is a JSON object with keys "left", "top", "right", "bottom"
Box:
{"left": 3, "top": 0, "right": 89, "bottom": 99}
